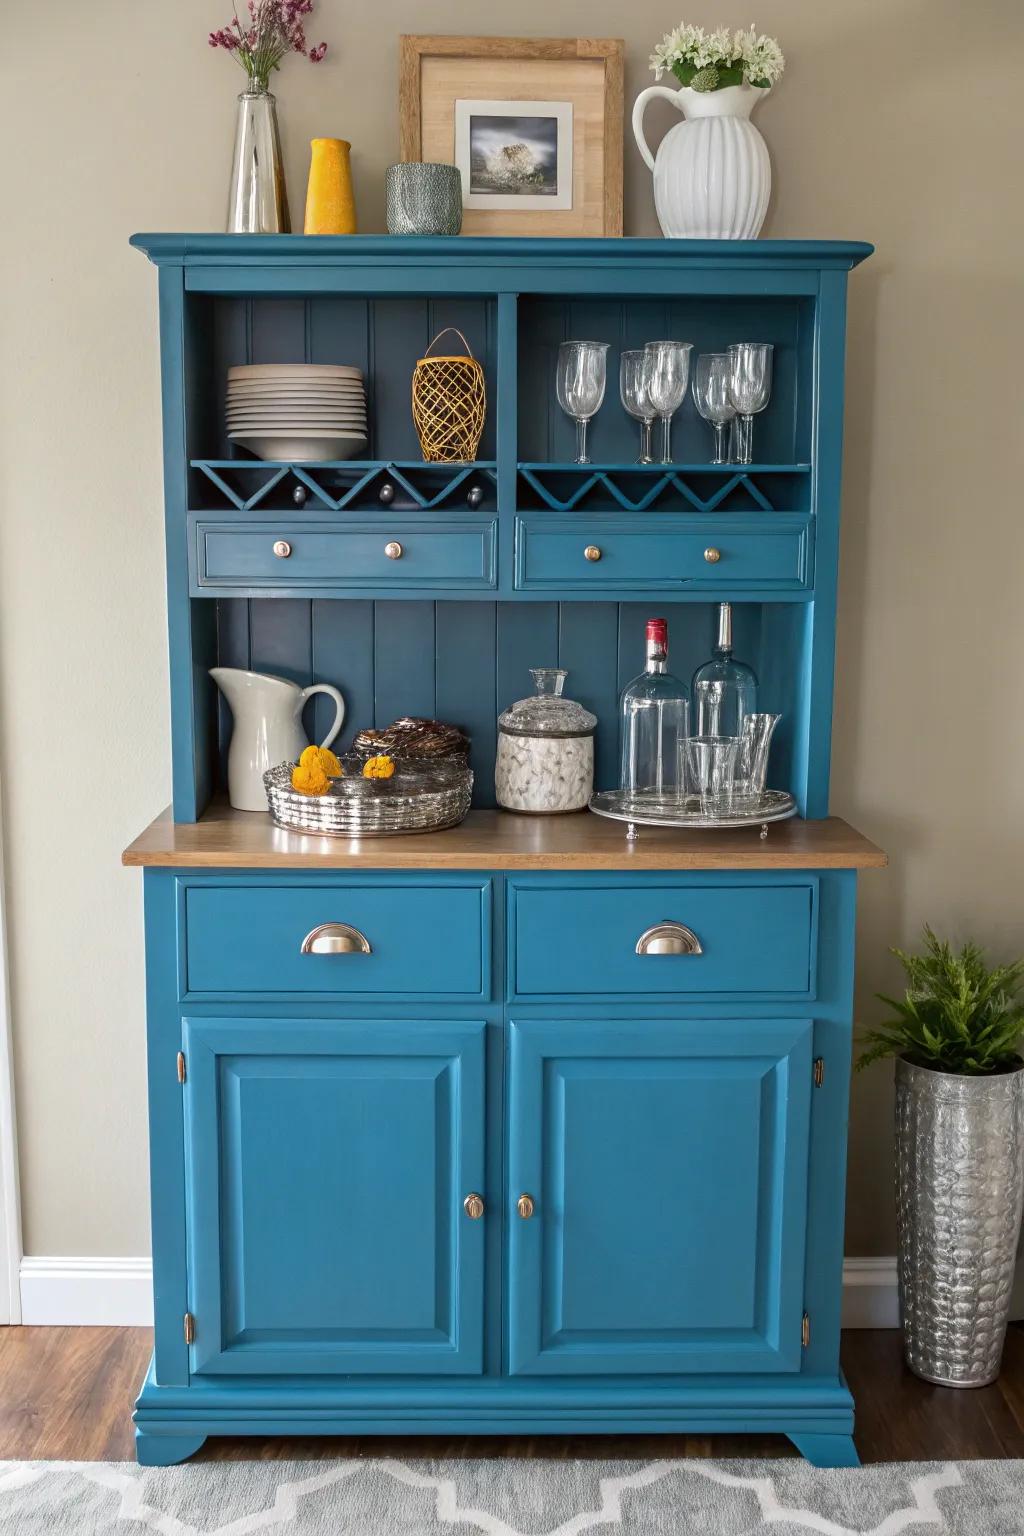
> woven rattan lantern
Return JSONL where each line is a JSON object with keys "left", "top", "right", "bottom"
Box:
{"left": 412, "top": 328, "right": 486, "bottom": 462}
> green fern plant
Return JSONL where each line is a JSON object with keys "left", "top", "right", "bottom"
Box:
{"left": 856, "top": 926, "right": 1024, "bottom": 1076}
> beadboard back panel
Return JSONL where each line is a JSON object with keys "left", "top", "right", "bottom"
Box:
{"left": 211, "top": 598, "right": 808, "bottom": 809}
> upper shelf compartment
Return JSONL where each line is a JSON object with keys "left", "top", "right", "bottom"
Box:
{"left": 181, "top": 292, "right": 497, "bottom": 485}
{"left": 517, "top": 293, "right": 814, "bottom": 468}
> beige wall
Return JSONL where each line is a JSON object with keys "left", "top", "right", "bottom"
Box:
{"left": 0, "top": 0, "right": 1020, "bottom": 1255}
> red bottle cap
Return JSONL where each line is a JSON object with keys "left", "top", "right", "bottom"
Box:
{"left": 646, "top": 618, "right": 668, "bottom": 646}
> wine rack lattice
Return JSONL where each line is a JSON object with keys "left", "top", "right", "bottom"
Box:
{"left": 518, "top": 463, "right": 810, "bottom": 515}
{"left": 190, "top": 460, "right": 498, "bottom": 513}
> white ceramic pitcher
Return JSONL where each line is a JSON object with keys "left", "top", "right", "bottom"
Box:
{"left": 211, "top": 667, "right": 345, "bottom": 811}
{"left": 632, "top": 83, "right": 770, "bottom": 240}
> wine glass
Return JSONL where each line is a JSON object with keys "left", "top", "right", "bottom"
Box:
{"left": 727, "top": 342, "right": 773, "bottom": 465}
{"left": 556, "top": 341, "right": 609, "bottom": 464}
{"left": 691, "top": 353, "right": 736, "bottom": 465}
{"left": 643, "top": 341, "right": 693, "bottom": 464}
{"left": 619, "top": 349, "right": 656, "bottom": 463}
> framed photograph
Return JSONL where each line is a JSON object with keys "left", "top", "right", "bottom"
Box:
{"left": 455, "top": 100, "right": 573, "bottom": 211}
{"left": 399, "top": 36, "right": 623, "bottom": 236}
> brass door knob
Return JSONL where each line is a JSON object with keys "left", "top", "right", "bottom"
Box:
{"left": 703, "top": 547, "right": 721, "bottom": 564}
{"left": 384, "top": 541, "right": 403, "bottom": 560}
{"left": 517, "top": 1193, "right": 535, "bottom": 1219}
{"left": 272, "top": 540, "right": 292, "bottom": 559}
{"left": 584, "top": 545, "right": 602, "bottom": 562}
{"left": 463, "top": 1192, "right": 484, "bottom": 1220}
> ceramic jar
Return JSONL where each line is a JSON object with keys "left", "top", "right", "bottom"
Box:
{"left": 632, "top": 82, "right": 770, "bottom": 240}
{"left": 495, "top": 669, "right": 596, "bottom": 814}
{"left": 304, "top": 138, "right": 357, "bottom": 234}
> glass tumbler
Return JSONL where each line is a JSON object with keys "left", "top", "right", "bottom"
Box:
{"left": 684, "top": 735, "right": 741, "bottom": 816}
{"left": 556, "top": 341, "right": 609, "bottom": 464}
{"left": 727, "top": 342, "right": 774, "bottom": 465}
{"left": 734, "top": 712, "right": 782, "bottom": 807}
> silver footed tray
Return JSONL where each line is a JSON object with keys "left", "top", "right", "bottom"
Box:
{"left": 588, "top": 788, "right": 797, "bottom": 836}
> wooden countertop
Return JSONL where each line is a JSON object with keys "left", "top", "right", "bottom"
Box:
{"left": 123, "top": 802, "right": 887, "bottom": 872}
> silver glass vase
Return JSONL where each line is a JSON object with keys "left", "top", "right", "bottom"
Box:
{"left": 895, "top": 1056, "right": 1024, "bottom": 1386}
{"left": 227, "top": 88, "right": 290, "bottom": 234}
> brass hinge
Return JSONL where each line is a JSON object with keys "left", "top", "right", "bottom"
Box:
{"left": 812, "top": 1057, "right": 824, "bottom": 1087}
{"left": 176, "top": 1051, "right": 186, "bottom": 1084}
{"left": 801, "top": 1311, "right": 811, "bottom": 1348}
{"left": 184, "top": 1311, "right": 195, "bottom": 1345}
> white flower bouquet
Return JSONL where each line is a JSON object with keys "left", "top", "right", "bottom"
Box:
{"left": 650, "top": 22, "right": 784, "bottom": 92}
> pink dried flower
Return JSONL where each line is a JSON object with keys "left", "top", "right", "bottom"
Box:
{"left": 207, "top": 0, "right": 328, "bottom": 88}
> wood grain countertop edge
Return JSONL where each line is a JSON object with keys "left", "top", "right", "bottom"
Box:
{"left": 122, "top": 805, "right": 888, "bottom": 872}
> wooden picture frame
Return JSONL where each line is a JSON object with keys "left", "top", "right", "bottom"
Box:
{"left": 399, "top": 36, "right": 624, "bottom": 237}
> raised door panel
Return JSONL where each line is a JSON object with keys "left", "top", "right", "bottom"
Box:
{"left": 183, "top": 1017, "right": 485, "bottom": 1375}
{"left": 507, "top": 1018, "right": 812, "bottom": 1375}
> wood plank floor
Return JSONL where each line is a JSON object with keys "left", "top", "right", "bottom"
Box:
{"left": 1, "top": 1326, "right": 1022, "bottom": 1464}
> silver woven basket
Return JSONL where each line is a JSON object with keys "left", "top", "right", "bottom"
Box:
{"left": 264, "top": 756, "right": 473, "bottom": 837}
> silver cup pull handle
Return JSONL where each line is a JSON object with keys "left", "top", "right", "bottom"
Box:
{"left": 635, "top": 922, "right": 703, "bottom": 957}
{"left": 300, "top": 923, "right": 372, "bottom": 956}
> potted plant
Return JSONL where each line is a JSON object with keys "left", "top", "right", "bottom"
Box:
{"left": 632, "top": 23, "right": 785, "bottom": 239}
{"left": 857, "top": 928, "right": 1024, "bottom": 1386}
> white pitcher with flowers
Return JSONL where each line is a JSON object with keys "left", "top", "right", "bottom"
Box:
{"left": 633, "top": 23, "right": 784, "bottom": 240}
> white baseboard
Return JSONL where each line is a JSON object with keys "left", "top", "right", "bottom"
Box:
{"left": 19, "top": 1256, "right": 154, "bottom": 1326}
{"left": 840, "top": 1256, "right": 900, "bottom": 1328}
{"left": 15, "top": 1254, "right": 901, "bottom": 1330}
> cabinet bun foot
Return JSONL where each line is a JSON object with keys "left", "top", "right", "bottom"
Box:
{"left": 787, "top": 1432, "right": 860, "bottom": 1468}
{"left": 135, "top": 1430, "right": 207, "bottom": 1467}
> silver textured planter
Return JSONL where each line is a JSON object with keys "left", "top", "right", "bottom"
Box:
{"left": 895, "top": 1056, "right": 1024, "bottom": 1386}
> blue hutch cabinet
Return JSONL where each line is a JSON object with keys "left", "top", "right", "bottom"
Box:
{"left": 125, "top": 234, "right": 884, "bottom": 1468}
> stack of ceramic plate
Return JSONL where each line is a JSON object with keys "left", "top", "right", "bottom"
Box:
{"left": 226, "top": 364, "right": 368, "bottom": 463}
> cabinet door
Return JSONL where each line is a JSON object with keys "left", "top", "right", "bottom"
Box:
{"left": 183, "top": 1017, "right": 485, "bottom": 1375}
{"left": 507, "top": 1018, "right": 812, "bottom": 1375}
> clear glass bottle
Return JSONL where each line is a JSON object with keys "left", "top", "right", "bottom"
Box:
{"left": 691, "top": 603, "right": 758, "bottom": 737}
{"left": 618, "top": 618, "right": 691, "bottom": 802}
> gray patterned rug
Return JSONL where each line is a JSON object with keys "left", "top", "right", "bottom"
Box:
{"left": 1, "top": 1456, "right": 1023, "bottom": 1534}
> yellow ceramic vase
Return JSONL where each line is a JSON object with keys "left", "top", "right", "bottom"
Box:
{"left": 304, "top": 138, "right": 356, "bottom": 235}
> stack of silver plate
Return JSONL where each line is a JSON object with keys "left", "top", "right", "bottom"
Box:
{"left": 264, "top": 757, "right": 472, "bottom": 837}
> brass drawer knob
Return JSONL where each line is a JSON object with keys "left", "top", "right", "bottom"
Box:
{"left": 463, "top": 1192, "right": 484, "bottom": 1220}
{"left": 517, "top": 1193, "right": 535, "bottom": 1219}
{"left": 272, "top": 539, "right": 292, "bottom": 559}
{"left": 584, "top": 545, "right": 602, "bottom": 562}
{"left": 384, "top": 540, "right": 403, "bottom": 560}
{"left": 704, "top": 547, "right": 721, "bottom": 564}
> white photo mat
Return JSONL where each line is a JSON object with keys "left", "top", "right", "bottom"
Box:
{"left": 454, "top": 99, "right": 573, "bottom": 211}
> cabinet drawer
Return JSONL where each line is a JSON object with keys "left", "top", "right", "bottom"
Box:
{"left": 515, "top": 515, "right": 811, "bottom": 592}
{"left": 190, "top": 518, "right": 497, "bottom": 593}
{"left": 511, "top": 880, "right": 816, "bottom": 997}
{"left": 184, "top": 881, "right": 489, "bottom": 997}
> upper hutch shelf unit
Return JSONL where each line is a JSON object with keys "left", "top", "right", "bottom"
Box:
{"left": 128, "top": 235, "right": 880, "bottom": 1471}
{"left": 131, "top": 234, "right": 870, "bottom": 824}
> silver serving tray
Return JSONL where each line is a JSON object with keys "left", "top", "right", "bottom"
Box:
{"left": 588, "top": 788, "right": 797, "bottom": 831}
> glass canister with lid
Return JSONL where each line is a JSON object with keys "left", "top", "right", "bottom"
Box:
{"left": 495, "top": 668, "right": 597, "bottom": 813}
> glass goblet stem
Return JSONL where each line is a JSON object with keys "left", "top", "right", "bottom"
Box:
{"left": 660, "top": 416, "right": 672, "bottom": 464}
{"left": 734, "top": 415, "right": 753, "bottom": 465}
{"left": 639, "top": 419, "right": 653, "bottom": 464}
{"left": 575, "top": 417, "right": 590, "bottom": 464}
{"left": 712, "top": 422, "right": 727, "bottom": 465}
